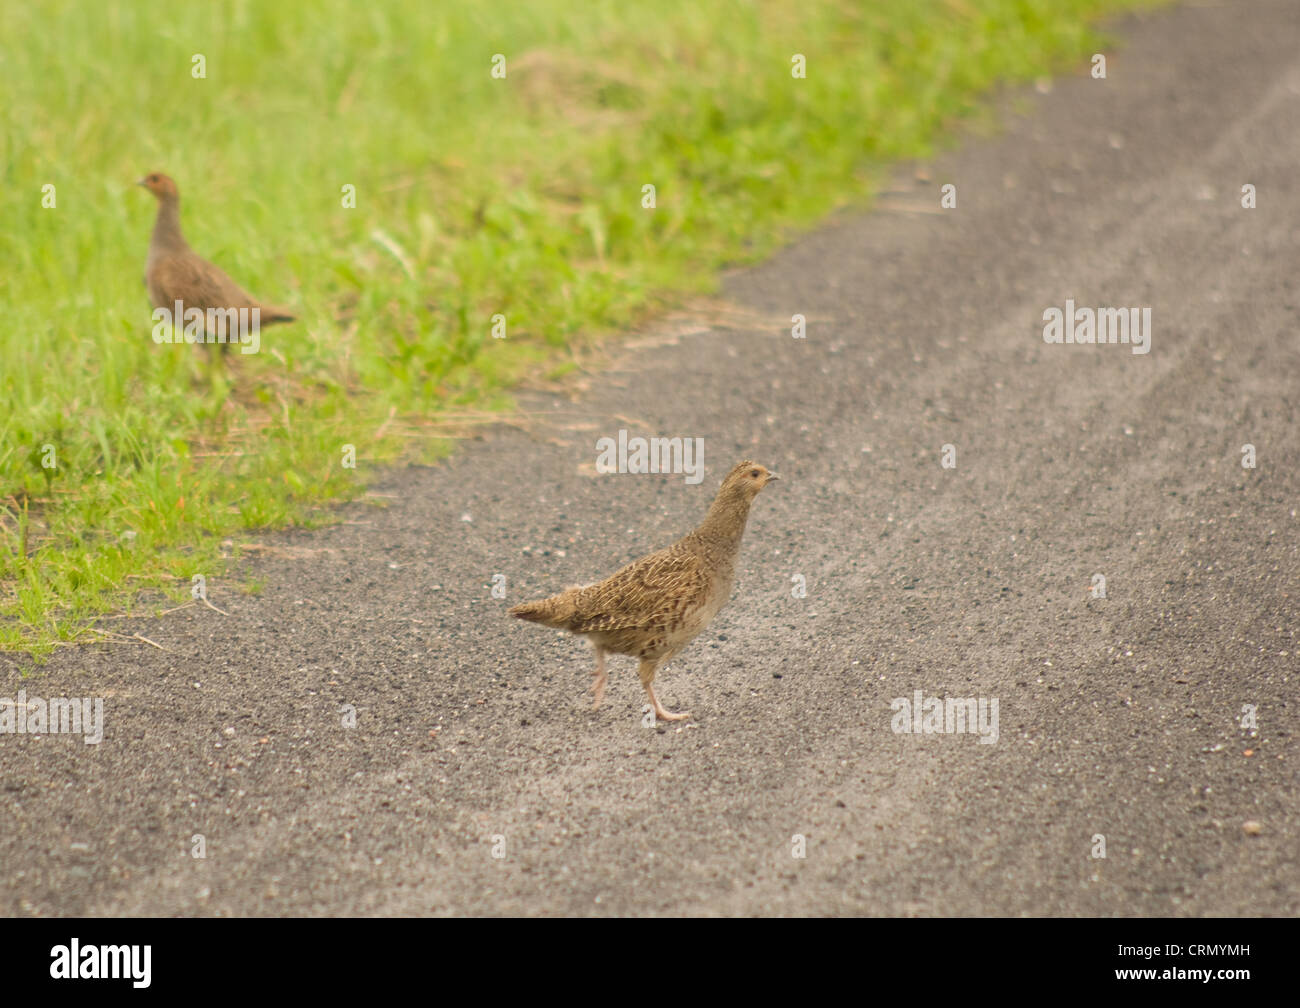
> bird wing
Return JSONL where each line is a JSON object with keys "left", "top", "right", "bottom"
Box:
{"left": 149, "top": 251, "right": 257, "bottom": 311}
{"left": 568, "top": 546, "right": 709, "bottom": 634}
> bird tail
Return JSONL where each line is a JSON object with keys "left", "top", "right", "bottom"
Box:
{"left": 509, "top": 592, "right": 578, "bottom": 629}
{"left": 256, "top": 304, "right": 296, "bottom": 324}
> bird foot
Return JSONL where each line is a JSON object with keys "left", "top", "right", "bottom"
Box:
{"left": 644, "top": 681, "right": 690, "bottom": 721}
{"left": 590, "top": 673, "right": 607, "bottom": 710}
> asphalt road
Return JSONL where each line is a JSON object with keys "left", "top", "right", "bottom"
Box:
{"left": 3, "top": 0, "right": 1297, "bottom": 916}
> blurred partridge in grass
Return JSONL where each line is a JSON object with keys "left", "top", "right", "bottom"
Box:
{"left": 139, "top": 172, "right": 294, "bottom": 352}
{"left": 510, "top": 460, "right": 779, "bottom": 721}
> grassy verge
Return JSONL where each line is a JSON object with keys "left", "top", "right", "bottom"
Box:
{"left": 1, "top": 0, "right": 1161, "bottom": 654}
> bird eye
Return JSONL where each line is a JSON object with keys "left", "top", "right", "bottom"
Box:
{"left": 750, "top": 469, "right": 760, "bottom": 478}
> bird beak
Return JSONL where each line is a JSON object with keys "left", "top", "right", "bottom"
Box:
{"left": 135, "top": 178, "right": 147, "bottom": 187}
{"left": 766, "top": 472, "right": 780, "bottom": 483}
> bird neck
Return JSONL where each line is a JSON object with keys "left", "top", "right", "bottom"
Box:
{"left": 150, "top": 196, "right": 189, "bottom": 253}
{"left": 693, "top": 489, "right": 753, "bottom": 552}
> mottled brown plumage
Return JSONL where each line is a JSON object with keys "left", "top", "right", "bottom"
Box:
{"left": 510, "top": 460, "right": 779, "bottom": 720}
{"left": 139, "top": 172, "right": 294, "bottom": 352}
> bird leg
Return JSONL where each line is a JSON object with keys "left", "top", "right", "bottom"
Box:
{"left": 206, "top": 343, "right": 231, "bottom": 398}
{"left": 638, "top": 659, "right": 690, "bottom": 722}
{"left": 590, "top": 646, "right": 608, "bottom": 710}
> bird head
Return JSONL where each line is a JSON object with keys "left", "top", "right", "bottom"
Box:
{"left": 137, "top": 172, "right": 179, "bottom": 200}
{"left": 721, "top": 460, "right": 780, "bottom": 500}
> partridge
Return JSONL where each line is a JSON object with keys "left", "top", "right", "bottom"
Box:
{"left": 510, "top": 460, "right": 779, "bottom": 721}
{"left": 139, "top": 172, "right": 294, "bottom": 351}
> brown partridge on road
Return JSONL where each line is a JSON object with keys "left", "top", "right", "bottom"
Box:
{"left": 139, "top": 172, "right": 294, "bottom": 351}
{"left": 510, "top": 460, "right": 779, "bottom": 721}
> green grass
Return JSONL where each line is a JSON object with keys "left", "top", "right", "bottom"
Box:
{"left": 1, "top": 0, "right": 1162, "bottom": 653}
